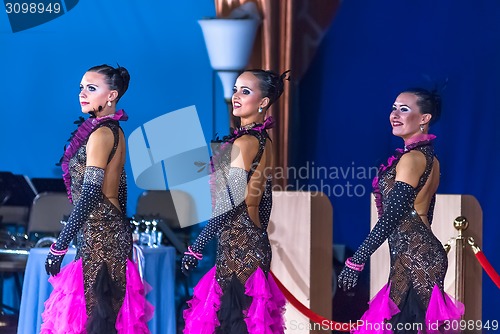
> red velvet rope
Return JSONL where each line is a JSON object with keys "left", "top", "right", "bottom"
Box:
{"left": 269, "top": 271, "right": 356, "bottom": 332}
{"left": 474, "top": 251, "right": 500, "bottom": 289}
{"left": 269, "top": 246, "right": 500, "bottom": 331}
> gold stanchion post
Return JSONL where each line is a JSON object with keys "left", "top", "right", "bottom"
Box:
{"left": 453, "top": 216, "right": 468, "bottom": 312}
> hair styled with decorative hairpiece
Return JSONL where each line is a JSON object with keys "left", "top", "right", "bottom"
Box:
{"left": 87, "top": 64, "right": 131, "bottom": 101}
{"left": 244, "top": 69, "right": 290, "bottom": 109}
{"left": 402, "top": 88, "right": 442, "bottom": 125}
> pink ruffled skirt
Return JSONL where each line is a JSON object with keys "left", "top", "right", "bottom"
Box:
{"left": 354, "top": 283, "right": 464, "bottom": 334}
{"left": 40, "top": 258, "right": 154, "bottom": 334}
{"left": 183, "top": 266, "right": 286, "bottom": 334}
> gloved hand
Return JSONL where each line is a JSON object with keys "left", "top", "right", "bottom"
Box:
{"left": 45, "top": 252, "right": 64, "bottom": 276}
{"left": 338, "top": 266, "right": 360, "bottom": 291}
{"left": 181, "top": 254, "right": 199, "bottom": 276}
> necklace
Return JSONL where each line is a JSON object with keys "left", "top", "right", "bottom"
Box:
{"left": 92, "top": 113, "right": 116, "bottom": 125}
{"left": 239, "top": 122, "right": 257, "bottom": 131}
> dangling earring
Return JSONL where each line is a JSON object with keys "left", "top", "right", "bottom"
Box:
{"left": 258, "top": 106, "right": 263, "bottom": 113}
{"left": 420, "top": 124, "right": 425, "bottom": 132}
{"left": 107, "top": 101, "right": 112, "bottom": 107}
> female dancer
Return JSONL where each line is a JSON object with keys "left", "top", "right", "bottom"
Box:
{"left": 42, "top": 64, "right": 153, "bottom": 334}
{"left": 338, "top": 88, "right": 464, "bottom": 333}
{"left": 181, "top": 69, "right": 289, "bottom": 333}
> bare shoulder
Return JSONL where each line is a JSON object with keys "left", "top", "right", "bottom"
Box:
{"left": 232, "top": 135, "right": 259, "bottom": 156}
{"left": 233, "top": 134, "right": 259, "bottom": 148}
{"left": 231, "top": 135, "right": 259, "bottom": 170}
{"left": 398, "top": 150, "right": 426, "bottom": 167}
{"left": 86, "top": 126, "right": 114, "bottom": 168}
{"left": 395, "top": 150, "right": 426, "bottom": 188}
{"left": 88, "top": 125, "right": 114, "bottom": 144}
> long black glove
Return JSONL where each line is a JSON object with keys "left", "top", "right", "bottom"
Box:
{"left": 45, "top": 166, "right": 104, "bottom": 276}
{"left": 338, "top": 181, "right": 416, "bottom": 291}
{"left": 181, "top": 167, "right": 247, "bottom": 275}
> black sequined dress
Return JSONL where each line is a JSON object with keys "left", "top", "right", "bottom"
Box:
{"left": 183, "top": 119, "right": 286, "bottom": 334}
{"left": 355, "top": 136, "right": 464, "bottom": 334}
{"left": 40, "top": 113, "right": 153, "bottom": 334}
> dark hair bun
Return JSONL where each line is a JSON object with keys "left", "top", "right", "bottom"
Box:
{"left": 87, "top": 64, "right": 130, "bottom": 100}
{"left": 402, "top": 87, "right": 441, "bottom": 125}
{"left": 245, "top": 69, "right": 290, "bottom": 108}
{"left": 116, "top": 66, "right": 130, "bottom": 97}
{"left": 274, "top": 70, "right": 290, "bottom": 102}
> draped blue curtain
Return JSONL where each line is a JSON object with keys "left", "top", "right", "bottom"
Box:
{"left": 293, "top": 0, "right": 500, "bottom": 323}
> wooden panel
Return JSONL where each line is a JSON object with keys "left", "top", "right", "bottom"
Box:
{"left": 269, "top": 191, "right": 333, "bottom": 334}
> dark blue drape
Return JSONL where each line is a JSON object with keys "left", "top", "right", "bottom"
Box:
{"left": 294, "top": 0, "right": 500, "bottom": 323}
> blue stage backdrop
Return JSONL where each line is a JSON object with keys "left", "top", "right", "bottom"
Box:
{"left": 294, "top": 0, "right": 500, "bottom": 324}
{"left": 0, "top": 0, "right": 217, "bottom": 215}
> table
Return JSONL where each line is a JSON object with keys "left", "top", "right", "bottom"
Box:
{"left": 0, "top": 249, "right": 29, "bottom": 313}
{"left": 17, "top": 246, "right": 176, "bottom": 334}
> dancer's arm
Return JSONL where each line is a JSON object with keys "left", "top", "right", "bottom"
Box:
{"left": 338, "top": 152, "right": 424, "bottom": 290}
{"left": 45, "top": 128, "right": 113, "bottom": 276}
{"left": 182, "top": 136, "right": 258, "bottom": 274}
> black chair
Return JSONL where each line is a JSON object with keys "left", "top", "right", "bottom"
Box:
{"left": 135, "top": 190, "right": 198, "bottom": 253}
{"left": 135, "top": 190, "right": 198, "bottom": 329}
{"left": 0, "top": 192, "right": 72, "bottom": 314}
{"left": 26, "top": 192, "right": 73, "bottom": 241}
